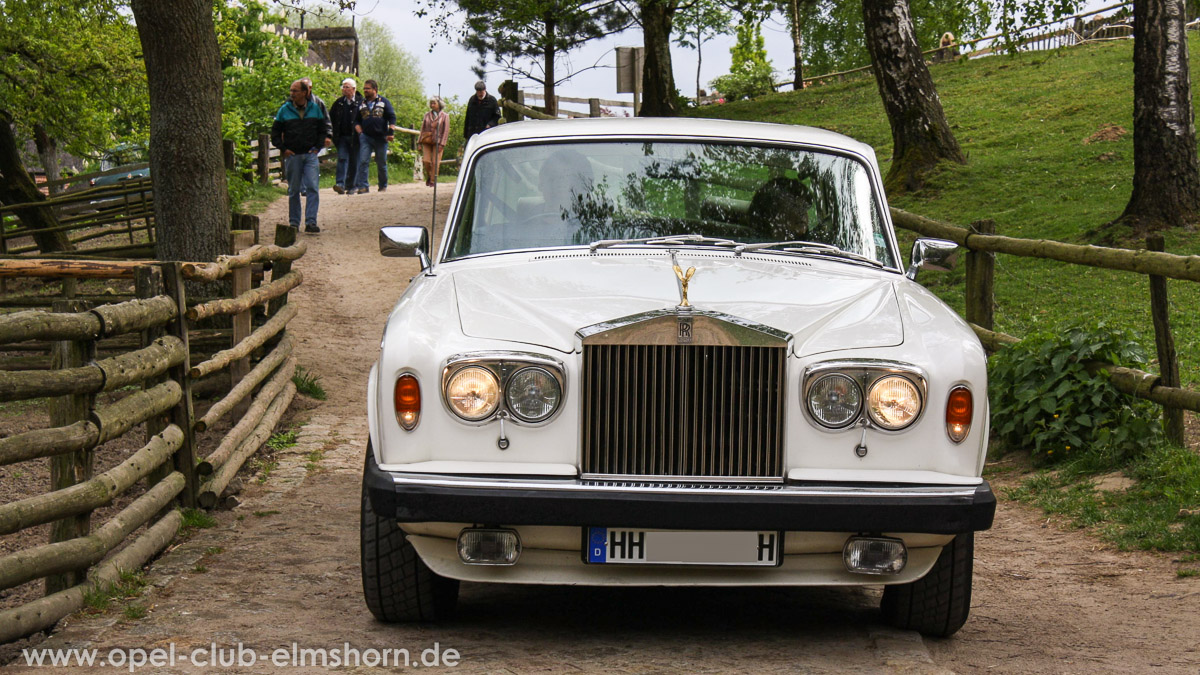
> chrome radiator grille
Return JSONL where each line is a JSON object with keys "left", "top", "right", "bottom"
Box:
{"left": 581, "top": 344, "right": 786, "bottom": 479}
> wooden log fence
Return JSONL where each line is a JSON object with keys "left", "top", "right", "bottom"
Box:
{"left": 0, "top": 223, "right": 306, "bottom": 643}
{"left": 1, "top": 175, "right": 155, "bottom": 259}
{"left": 891, "top": 207, "right": 1199, "bottom": 433}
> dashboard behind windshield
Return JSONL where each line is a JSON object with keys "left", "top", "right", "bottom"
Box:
{"left": 445, "top": 140, "right": 895, "bottom": 267}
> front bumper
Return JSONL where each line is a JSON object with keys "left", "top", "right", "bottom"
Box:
{"left": 365, "top": 455, "right": 995, "bottom": 535}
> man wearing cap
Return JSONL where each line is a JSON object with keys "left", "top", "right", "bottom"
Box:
{"left": 463, "top": 80, "right": 501, "bottom": 142}
{"left": 329, "top": 77, "right": 363, "bottom": 194}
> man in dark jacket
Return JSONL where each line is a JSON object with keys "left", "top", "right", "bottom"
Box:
{"left": 271, "top": 79, "right": 332, "bottom": 234}
{"left": 329, "top": 77, "right": 363, "bottom": 194}
{"left": 353, "top": 79, "right": 396, "bottom": 193}
{"left": 464, "top": 80, "right": 501, "bottom": 141}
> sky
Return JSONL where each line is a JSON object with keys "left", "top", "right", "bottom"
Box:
{"left": 348, "top": 0, "right": 1119, "bottom": 113}
{"left": 352, "top": 0, "right": 798, "bottom": 111}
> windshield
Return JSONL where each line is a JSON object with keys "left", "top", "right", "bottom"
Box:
{"left": 445, "top": 140, "right": 895, "bottom": 267}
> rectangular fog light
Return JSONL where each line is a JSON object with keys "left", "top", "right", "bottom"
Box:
{"left": 843, "top": 536, "right": 907, "bottom": 575}
{"left": 457, "top": 528, "right": 521, "bottom": 566}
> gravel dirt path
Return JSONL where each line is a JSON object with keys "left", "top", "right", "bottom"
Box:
{"left": 6, "top": 182, "right": 1200, "bottom": 673}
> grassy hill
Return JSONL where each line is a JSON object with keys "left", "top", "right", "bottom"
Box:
{"left": 690, "top": 36, "right": 1200, "bottom": 385}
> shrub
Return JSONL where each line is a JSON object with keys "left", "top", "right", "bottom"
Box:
{"left": 988, "top": 322, "right": 1163, "bottom": 464}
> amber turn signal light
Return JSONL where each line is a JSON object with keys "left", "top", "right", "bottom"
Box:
{"left": 394, "top": 373, "right": 421, "bottom": 431}
{"left": 945, "top": 386, "right": 972, "bottom": 443}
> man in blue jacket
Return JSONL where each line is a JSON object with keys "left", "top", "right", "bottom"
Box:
{"left": 354, "top": 79, "right": 396, "bottom": 194}
{"left": 271, "top": 79, "right": 332, "bottom": 233}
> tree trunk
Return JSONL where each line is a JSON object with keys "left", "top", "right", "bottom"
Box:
{"left": 1120, "top": 0, "right": 1200, "bottom": 231}
{"left": 862, "top": 0, "right": 965, "bottom": 193}
{"left": 544, "top": 14, "right": 558, "bottom": 117}
{"left": 0, "top": 111, "right": 72, "bottom": 253}
{"left": 696, "top": 23, "right": 703, "bottom": 101}
{"left": 639, "top": 0, "right": 679, "bottom": 117}
{"left": 32, "top": 124, "right": 62, "bottom": 196}
{"left": 130, "top": 0, "right": 229, "bottom": 263}
{"left": 789, "top": 0, "right": 804, "bottom": 89}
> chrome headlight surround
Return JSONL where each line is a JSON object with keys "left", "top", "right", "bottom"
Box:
{"left": 802, "top": 360, "right": 927, "bottom": 433}
{"left": 441, "top": 351, "right": 567, "bottom": 426}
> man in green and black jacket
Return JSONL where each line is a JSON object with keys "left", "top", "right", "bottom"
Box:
{"left": 271, "top": 79, "right": 332, "bottom": 234}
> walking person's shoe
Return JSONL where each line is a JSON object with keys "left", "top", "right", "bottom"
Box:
{"left": 357, "top": 187, "right": 369, "bottom": 194}
{"left": 305, "top": 223, "right": 321, "bottom": 234}
{"left": 378, "top": 186, "right": 387, "bottom": 193}
{"left": 333, "top": 184, "right": 345, "bottom": 194}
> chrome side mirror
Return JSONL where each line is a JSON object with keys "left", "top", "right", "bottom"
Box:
{"left": 380, "top": 226, "right": 431, "bottom": 270}
{"left": 906, "top": 238, "right": 959, "bottom": 281}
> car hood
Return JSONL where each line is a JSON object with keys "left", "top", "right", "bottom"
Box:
{"left": 452, "top": 252, "right": 904, "bottom": 356}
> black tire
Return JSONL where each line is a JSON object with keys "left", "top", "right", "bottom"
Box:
{"left": 360, "top": 449, "right": 459, "bottom": 622}
{"left": 880, "top": 532, "right": 973, "bottom": 637}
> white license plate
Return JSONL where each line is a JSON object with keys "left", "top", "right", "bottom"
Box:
{"left": 585, "top": 528, "right": 782, "bottom": 566}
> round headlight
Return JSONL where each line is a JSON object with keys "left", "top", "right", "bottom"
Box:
{"left": 867, "top": 376, "right": 922, "bottom": 430}
{"left": 505, "top": 367, "right": 562, "bottom": 422}
{"left": 807, "top": 373, "right": 862, "bottom": 428}
{"left": 446, "top": 366, "right": 500, "bottom": 421}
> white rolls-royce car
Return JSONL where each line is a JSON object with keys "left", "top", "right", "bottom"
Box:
{"left": 362, "top": 118, "right": 994, "bottom": 637}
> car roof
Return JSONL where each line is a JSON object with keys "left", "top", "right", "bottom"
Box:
{"left": 468, "top": 117, "right": 877, "bottom": 159}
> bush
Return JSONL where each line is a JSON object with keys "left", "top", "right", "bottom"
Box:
{"left": 988, "top": 322, "right": 1163, "bottom": 464}
{"left": 709, "top": 61, "right": 777, "bottom": 102}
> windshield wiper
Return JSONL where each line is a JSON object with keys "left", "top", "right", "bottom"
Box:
{"left": 735, "top": 240, "right": 884, "bottom": 268}
{"left": 589, "top": 234, "right": 744, "bottom": 253}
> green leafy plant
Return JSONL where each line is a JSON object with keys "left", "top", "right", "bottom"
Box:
{"left": 293, "top": 365, "right": 327, "bottom": 400}
{"left": 266, "top": 429, "right": 298, "bottom": 450}
{"left": 988, "top": 322, "right": 1163, "bottom": 464}
{"left": 179, "top": 508, "right": 217, "bottom": 532}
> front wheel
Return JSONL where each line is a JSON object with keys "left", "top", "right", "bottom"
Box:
{"left": 880, "top": 532, "right": 974, "bottom": 637}
{"left": 360, "top": 448, "right": 459, "bottom": 622}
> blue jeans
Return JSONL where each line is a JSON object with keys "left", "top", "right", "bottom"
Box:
{"left": 355, "top": 134, "right": 388, "bottom": 190}
{"left": 285, "top": 152, "right": 320, "bottom": 226}
{"left": 335, "top": 137, "right": 357, "bottom": 188}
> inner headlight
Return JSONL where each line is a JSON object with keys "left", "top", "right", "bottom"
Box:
{"left": 807, "top": 373, "right": 862, "bottom": 428}
{"left": 505, "top": 367, "right": 562, "bottom": 422}
{"left": 867, "top": 375, "right": 922, "bottom": 430}
{"left": 446, "top": 366, "right": 500, "bottom": 421}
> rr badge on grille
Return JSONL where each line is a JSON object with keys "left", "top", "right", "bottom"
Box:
{"left": 677, "top": 316, "right": 693, "bottom": 343}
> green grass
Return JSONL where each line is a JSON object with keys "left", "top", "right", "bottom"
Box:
{"left": 252, "top": 510, "right": 281, "bottom": 517}
{"left": 690, "top": 37, "right": 1200, "bottom": 385}
{"left": 266, "top": 429, "right": 298, "bottom": 451}
{"left": 241, "top": 183, "right": 287, "bottom": 215}
{"left": 292, "top": 365, "right": 327, "bottom": 400}
{"left": 122, "top": 603, "right": 148, "bottom": 620}
{"left": 83, "top": 569, "right": 148, "bottom": 614}
{"left": 305, "top": 448, "right": 325, "bottom": 473}
{"left": 178, "top": 508, "right": 217, "bottom": 533}
{"left": 251, "top": 457, "right": 279, "bottom": 485}
{"left": 1004, "top": 443, "right": 1200, "bottom": 553}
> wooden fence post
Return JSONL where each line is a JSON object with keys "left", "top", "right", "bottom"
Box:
{"left": 222, "top": 139, "right": 236, "bottom": 172}
{"left": 230, "top": 231, "right": 256, "bottom": 421}
{"left": 500, "top": 80, "right": 521, "bottom": 123}
{"left": 162, "top": 262, "right": 199, "bottom": 508}
{"left": 516, "top": 91, "right": 526, "bottom": 120}
{"left": 965, "top": 219, "right": 995, "bottom": 332}
{"left": 135, "top": 265, "right": 176, "bottom": 493}
{"left": 589, "top": 98, "right": 601, "bottom": 118}
{"left": 267, "top": 225, "right": 298, "bottom": 319}
{"left": 1147, "top": 234, "right": 1185, "bottom": 446}
{"left": 258, "top": 133, "right": 271, "bottom": 185}
{"left": 45, "top": 299, "right": 95, "bottom": 595}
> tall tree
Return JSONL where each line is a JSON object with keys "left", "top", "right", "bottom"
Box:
{"left": 672, "top": 0, "right": 733, "bottom": 100}
{"left": 1119, "top": 0, "right": 1200, "bottom": 231}
{"left": 786, "top": 0, "right": 811, "bottom": 89}
{"left": 131, "top": 0, "right": 230, "bottom": 263}
{"left": 420, "top": 0, "right": 631, "bottom": 117}
{"left": 638, "top": 0, "right": 681, "bottom": 117}
{"left": 862, "top": 0, "right": 965, "bottom": 192}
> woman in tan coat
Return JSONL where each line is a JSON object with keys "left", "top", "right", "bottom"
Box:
{"left": 418, "top": 96, "right": 450, "bottom": 187}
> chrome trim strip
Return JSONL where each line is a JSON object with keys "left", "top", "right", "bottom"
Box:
{"left": 576, "top": 308, "right": 791, "bottom": 345}
{"left": 387, "top": 472, "right": 982, "bottom": 498}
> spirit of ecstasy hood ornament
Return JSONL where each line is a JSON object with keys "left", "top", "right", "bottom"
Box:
{"left": 670, "top": 250, "right": 696, "bottom": 308}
